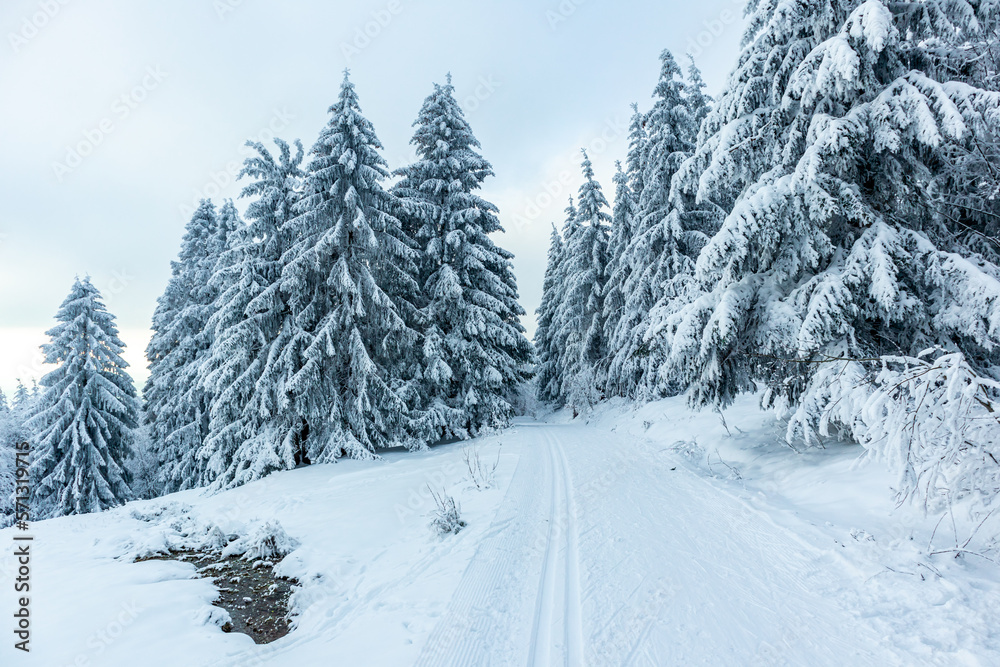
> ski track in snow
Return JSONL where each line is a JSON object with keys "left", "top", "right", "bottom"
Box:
{"left": 418, "top": 422, "right": 905, "bottom": 666}
{"left": 525, "top": 430, "right": 585, "bottom": 667}
{"left": 414, "top": 426, "right": 586, "bottom": 666}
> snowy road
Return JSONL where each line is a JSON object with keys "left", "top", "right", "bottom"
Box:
{"left": 417, "top": 421, "right": 901, "bottom": 666}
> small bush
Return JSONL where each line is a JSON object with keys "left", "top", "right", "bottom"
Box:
{"left": 428, "top": 486, "right": 467, "bottom": 536}
{"left": 464, "top": 445, "right": 501, "bottom": 491}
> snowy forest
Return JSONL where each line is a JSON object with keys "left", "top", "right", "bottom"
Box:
{"left": 2, "top": 0, "right": 999, "bottom": 532}
{"left": 536, "top": 1, "right": 1000, "bottom": 520}
{"left": 1, "top": 73, "right": 532, "bottom": 520}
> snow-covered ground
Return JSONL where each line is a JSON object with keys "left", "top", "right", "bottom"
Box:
{"left": 3, "top": 395, "right": 999, "bottom": 666}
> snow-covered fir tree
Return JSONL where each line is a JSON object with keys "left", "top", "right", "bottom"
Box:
{"left": 277, "top": 71, "right": 422, "bottom": 461}
{"left": 683, "top": 55, "right": 712, "bottom": 133}
{"left": 602, "top": 107, "right": 648, "bottom": 395}
{"left": 393, "top": 76, "right": 532, "bottom": 438}
{"left": 542, "top": 197, "right": 581, "bottom": 407}
{"left": 198, "top": 139, "right": 306, "bottom": 490}
{"left": 145, "top": 199, "right": 238, "bottom": 493}
{"left": 29, "top": 277, "right": 139, "bottom": 517}
{"left": 606, "top": 51, "right": 707, "bottom": 399}
{"left": 534, "top": 224, "right": 566, "bottom": 405}
{"left": 600, "top": 161, "right": 637, "bottom": 382}
{"left": 655, "top": 0, "right": 1000, "bottom": 475}
{"left": 11, "top": 380, "right": 31, "bottom": 411}
{"left": 554, "top": 152, "right": 611, "bottom": 411}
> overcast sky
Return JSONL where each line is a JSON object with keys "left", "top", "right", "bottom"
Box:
{"left": 0, "top": 0, "right": 744, "bottom": 396}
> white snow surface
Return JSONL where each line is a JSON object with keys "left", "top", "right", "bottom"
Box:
{"left": 3, "top": 394, "right": 999, "bottom": 666}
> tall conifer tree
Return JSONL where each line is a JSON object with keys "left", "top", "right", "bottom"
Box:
{"left": 278, "top": 71, "right": 421, "bottom": 460}
{"left": 30, "top": 278, "right": 139, "bottom": 517}
{"left": 394, "top": 77, "right": 532, "bottom": 437}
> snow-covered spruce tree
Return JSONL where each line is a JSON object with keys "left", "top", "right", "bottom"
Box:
{"left": 554, "top": 152, "right": 611, "bottom": 412}
{"left": 28, "top": 277, "right": 139, "bottom": 517}
{"left": 539, "top": 198, "right": 581, "bottom": 406}
{"left": 534, "top": 224, "right": 566, "bottom": 405}
{"left": 658, "top": 0, "right": 1000, "bottom": 468}
{"left": 145, "top": 199, "right": 238, "bottom": 493}
{"left": 600, "top": 161, "right": 637, "bottom": 388}
{"left": 277, "top": 71, "right": 422, "bottom": 461}
{"left": 198, "top": 139, "right": 306, "bottom": 490}
{"left": 606, "top": 51, "right": 706, "bottom": 399}
{"left": 12, "top": 380, "right": 31, "bottom": 411}
{"left": 602, "top": 107, "right": 649, "bottom": 395}
{"left": 393, "top": 77, "right": 532, "bottom": 438}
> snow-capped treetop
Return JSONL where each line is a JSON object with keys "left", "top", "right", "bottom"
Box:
{"left": 576, "top": 150, "right": 612, "bottom": 228}
{"left": 11, "top": 380, "right": 30, "bottom": 411}
{"left": 239, "top": 137, "right": 305, "bottom": 262}
{"left": 684, "top": 55, "right": 712, "bottom": 140}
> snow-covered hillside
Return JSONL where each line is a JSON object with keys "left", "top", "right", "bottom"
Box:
{"left": 3, "top": 396, "right": 999, "bottom": 666}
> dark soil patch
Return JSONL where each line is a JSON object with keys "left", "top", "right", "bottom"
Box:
{"left": 137, "top": 550, "right": 297, "bottom": 644}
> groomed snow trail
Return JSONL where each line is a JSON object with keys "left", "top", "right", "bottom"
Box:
{"left": 414, "top": 425, "right": 585, "bottom": 666}
{"left": 526, "top": 432, "right": 585, "bottom": 667}
{"left": 417, "top": 421, "right": 906, "bottom": 666}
